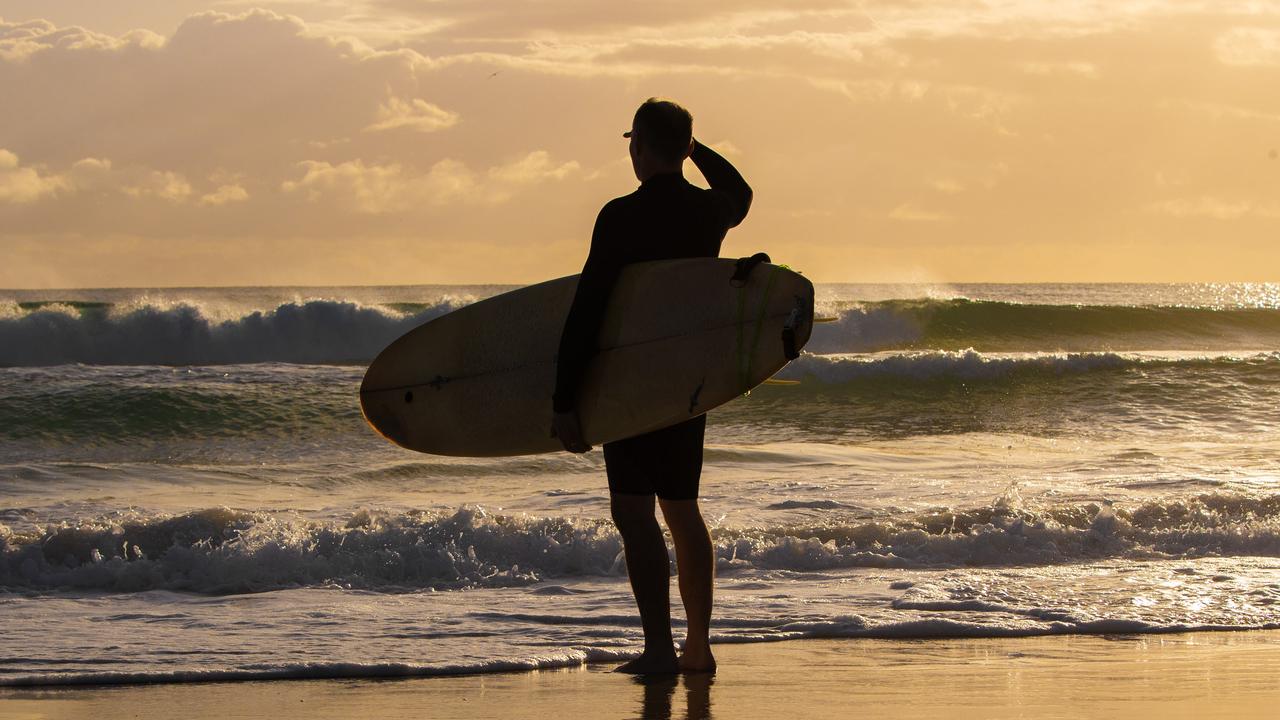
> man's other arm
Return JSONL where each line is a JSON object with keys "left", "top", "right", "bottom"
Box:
{"left": 689, "top": 140, "right": 752, "bottom": 228}
{"left": 552, "top": 202, "right": 626, "bottom": 419}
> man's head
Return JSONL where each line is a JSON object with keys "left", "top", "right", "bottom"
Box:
{"left": 625, "top": 98, "right": 693, "bottom": 181}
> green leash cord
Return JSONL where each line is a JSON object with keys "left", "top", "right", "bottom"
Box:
{"left": 735, "top": 264, "right": 783, "bottom": 396}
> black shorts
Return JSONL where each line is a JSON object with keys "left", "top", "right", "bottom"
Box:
{"left": 603, "top": 415, "right": 706, "bottom": 500}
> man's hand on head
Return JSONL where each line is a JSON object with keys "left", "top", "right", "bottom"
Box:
{"left": 551, "top": 411, "right": 592, "bottom": 453}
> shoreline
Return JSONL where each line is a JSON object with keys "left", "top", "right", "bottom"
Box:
{"left": 3, "top": 631, "right": 1279, "bottom": 719}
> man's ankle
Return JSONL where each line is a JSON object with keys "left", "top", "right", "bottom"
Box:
{"left": 642, "top": 643, "right": 677, "bottom": 657}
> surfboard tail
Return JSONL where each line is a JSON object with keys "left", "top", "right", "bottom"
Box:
{"left": 359, "top": 391, "right": 410, "bottom": 449}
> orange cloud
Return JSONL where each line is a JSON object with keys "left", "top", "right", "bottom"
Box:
{"left": 0, "top": 149, "right": 72, "bottom": 203}
{"left": 365, "top": 97, "right": 461, "bottom": 133}
{"left": 198, "top": 184, "right": 250, "bottom": 207}
{"left": 0, "top": 150, "right": 110, "bottom": 204}
{"left": 281, "top": 151, "right": 579, "bottom": 213}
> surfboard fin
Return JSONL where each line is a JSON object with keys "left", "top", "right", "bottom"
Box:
{"left": 763, "top": 378, "right": 801, "bottom": 386}
{"left": 814, "top": 316, "right": 839, "bottom": 323}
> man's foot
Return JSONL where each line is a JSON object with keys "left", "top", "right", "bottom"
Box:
{"left": 613, "top": 650, "right": 679, "bottom": 674}
{"left": 677, "top": 645, "right": 716, "bottom": 674}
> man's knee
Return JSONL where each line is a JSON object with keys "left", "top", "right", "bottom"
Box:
{"left": 610, "top": 492, "right": 656, "bottom": 534}
{"left": 658, "top": 498, "right": 707, "bottom": 536}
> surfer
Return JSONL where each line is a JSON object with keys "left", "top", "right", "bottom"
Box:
{"left": 552, "top": 98, "right": 752, "bottom": 674}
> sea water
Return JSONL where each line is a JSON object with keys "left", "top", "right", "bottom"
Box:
{"left": 1, "top": 283, "right": 1278, "bottom": 685}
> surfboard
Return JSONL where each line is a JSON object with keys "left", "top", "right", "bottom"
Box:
{"left": 359, "top": 257, "right": 814, "bottom": 456}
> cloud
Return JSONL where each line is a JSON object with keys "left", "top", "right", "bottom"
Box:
{"left": 0, "top": 18, "right": 164, "bottom": 61}
{"left": 123, "top": 170, "right": 193, "bottom": 203}
{"left": 0, "top": 10, "right": 450, "bottom": 173}
{"left": 888, "top": 203, "right": 953, "bottom": 222}
{"left": 6, "top": 2, "right": 1280, "bottom": 284}
{"left": 1215, "top": 27, "right": 1280, "bottom": 66}
{"left": 281, "top": 158, "right": 479, "bottom": 213}
{"left": 281, "top": 151, "right": 578, "bottom": 213}
{"left": 1019, "top": 60, "right": 1097, "bottom": 77}
{"left": 365, "top": 97, "right": 461, "bottom": 133}
{"left": 487, "top": 151, "right": 580, "bottom": 183}
{"left": 0, "top": 148, "right": 257, "bottom": 211}
{"left": 0, "top": 149, "right": 70, "bottom": 203}
{"left": 930, "top": 179, "right": 965, "bottom": 195}
{"left": 0, "top": 149, "right": 109, "bottom": 204}
{"left": 370, "top": 0, "right": 848, "bottom": 37}
{"left": 198, "top": 184, "right": 250, "bottom": 206}
{"left": 1146, "top": 197, "right": 1280, "bottom": 220}
{"left": 0, "top": 10, "right": 503, "bottom": 239}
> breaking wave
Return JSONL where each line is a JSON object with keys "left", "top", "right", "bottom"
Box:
{"left": 4, "top": 296, "right": 1280, "bottom": 366}
{"left": 0, "top": 299, "right": 460, "bottom": 366}
{"left": 4, "top": 492, "right": 1278, "bottom": 595}
{"left": 808, "top": 299, "right": 1280, "bottom": 352}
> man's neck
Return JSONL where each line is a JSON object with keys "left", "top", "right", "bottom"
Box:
{"left": 642, "top": 170, "right": 683, "bottom": 183}
{"left": 638, "top": 164, "right": 684, "bottom": 183}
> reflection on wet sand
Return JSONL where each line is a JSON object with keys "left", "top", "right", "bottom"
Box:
{"left": 635, "top": 673, "right": 714, "bottom": 719}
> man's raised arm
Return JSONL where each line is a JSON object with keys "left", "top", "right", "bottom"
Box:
{"left": 690, "top": 140, "right": 753, "bottom": 228}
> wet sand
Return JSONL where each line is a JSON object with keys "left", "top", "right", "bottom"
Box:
{"left": 3, "top": 631, "right": 1279, "bottom": 719}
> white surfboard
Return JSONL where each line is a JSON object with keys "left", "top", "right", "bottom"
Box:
{"left": 360, "top": 257, "right": 814, "bottom": 456}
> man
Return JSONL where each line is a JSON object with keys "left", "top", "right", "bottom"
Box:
{"left": 551, "top": 98, "right": 752, "bottom": 674}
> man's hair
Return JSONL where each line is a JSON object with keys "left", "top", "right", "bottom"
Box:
{"left": 632, "top": 98, "right": 692, "bottom": 164}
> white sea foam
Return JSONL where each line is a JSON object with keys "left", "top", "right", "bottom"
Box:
{"left": 4, "top": 493, "right": 1278, "bottom": 594}
{"left": 2, "top": 561, "right": 1278, "bottom": 687}
{"left": 0, "top": 649, "right": 622, "bottom": 687}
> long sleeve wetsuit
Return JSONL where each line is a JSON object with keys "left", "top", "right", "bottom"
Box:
{"left": 552, "top": 141, "right": 753, "bottom": 417}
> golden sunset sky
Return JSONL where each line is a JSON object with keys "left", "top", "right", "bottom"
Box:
{"left": 1, "top": 1, "right": 1278, "bottom": 287}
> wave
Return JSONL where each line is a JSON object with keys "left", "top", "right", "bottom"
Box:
{"left": 9, "top": 611, "right": 1278, "bottom": 688}
{"left": 0, "top": 364, "right": 364, "bottom": 442}
{"left": 4, "top": 295, "right": 1280, "bottom": 366}
{"left": 0, "top": 506, "right": 619, "bottom": 594}
{"left": 0, "top": 299, "right": 460, "bottom": 366}
{"left": 4, "top": 492, "right": 1278, "bottom": 594}
{"left": 808, "top": 299, "right": 1280, "bottom": 352}
{"left": 776, "top": 349, "right": 1280, "bottom": 384}
{"left": 738, "top": 350, "right": 1280, "bottom": 437}
{"left": 3, "top": 351, "right": 1277, "bottom": 444}
{"left": 0, "top": 649, "right": 628, "bottom": 687}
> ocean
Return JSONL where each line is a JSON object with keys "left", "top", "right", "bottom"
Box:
{"left": 1, "top": 282, "right": 1278, "bottom": 686}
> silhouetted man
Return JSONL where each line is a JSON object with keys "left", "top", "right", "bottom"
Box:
{"left": 551, "top": 98, "right": 752, "bottom": 674}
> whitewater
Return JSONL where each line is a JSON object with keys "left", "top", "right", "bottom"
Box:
{"left": 2, "top": 282, "right": 1279, "bottom": 686}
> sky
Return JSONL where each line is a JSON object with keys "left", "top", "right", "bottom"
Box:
{"left": 1, "top": 0, "right": 1278, "bottom": 287}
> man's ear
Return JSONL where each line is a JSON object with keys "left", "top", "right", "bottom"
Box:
{"left": 685, "top": 138, "right": 694, "bottom": 159}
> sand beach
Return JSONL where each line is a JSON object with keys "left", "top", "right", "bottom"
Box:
{"left": 4, "top": 632, "right": 1279, "bottom": 719}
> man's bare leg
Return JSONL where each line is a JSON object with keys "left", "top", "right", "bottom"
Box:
{"left": 659, "top": 497, "right": 716, "bottom": 673}
{"left": 610, "top": 492, "right": 678, "bottom": 673}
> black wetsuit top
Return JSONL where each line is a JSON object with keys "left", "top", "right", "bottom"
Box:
{"left": 552, "top": 141, "right": 752, "bottom": 498}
